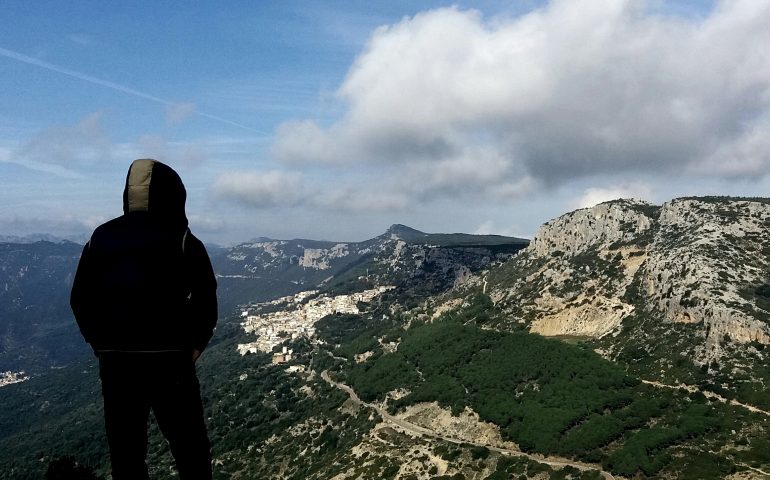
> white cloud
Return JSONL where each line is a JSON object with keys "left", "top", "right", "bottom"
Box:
{"left": 188, "top": 214, "right": 226, "bottom": 233}
{"left": 401, "top": 146, "right": 537, "bottom": 201}
{"left": 570, "top": 183, "right": 653, "bottom": 210}
{"left": 14, "top": 112, "right": 112, "bottom": 169}
{"left": 695, "top": 116, "right": 770, "bottom": 177}
{"left": 272, "top": 120, "right": 339, "bottom": 163}
{"left": 212, "top": 170, "right": 305, "bottom": 208}
{"left": 313, "top": 187, "right": 410, "bottom": 212}
{"left": 272, "top": 0, "right": 770, "bottom": 193}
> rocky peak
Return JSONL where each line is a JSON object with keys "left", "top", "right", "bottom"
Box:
{"left": 528, "top": 198, "right": 658, "bottom": 258}
{"left": 384, "top": 224, "right": 428, "bottom": 243}
{"left": 489, "top": 196, "right": 770, "bottom": 361}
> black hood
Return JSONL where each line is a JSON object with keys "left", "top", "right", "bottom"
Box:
{"left": 122, "top": 159, "right": 188, "bottom": 229}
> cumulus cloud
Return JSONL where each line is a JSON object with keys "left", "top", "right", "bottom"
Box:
{"left": 273, "top": 0, "right": 770, "bottom": 193}
{"left": 401, "top": 146, "right": 536, "bottom": 200}
{"left": 212, "top": 170, "right": 305, "bottom": 208}
{"left": 270, "top": 133, "right": 535, "bottom": 213}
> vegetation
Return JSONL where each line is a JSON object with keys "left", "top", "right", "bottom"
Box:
{"left": 332, "top": 297, "right": 768, "bottom": 478}
{"left": 0, "top": 353, "right": 108, "bottom": 479}
{"left": 5, "top": 203, "right": 770, "bottom": 479}
{"left": 679, "top": 195, "right": 770, "bottom": 206}
{"left": 0, "top": 241, "right": 90, "bottom": 374}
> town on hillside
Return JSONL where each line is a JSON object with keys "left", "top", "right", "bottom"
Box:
{"left": 0, "top": 371, "right": 29, "bottom": 388}
{"left": 237, "top": 286, "right": 393, "bottom": 363}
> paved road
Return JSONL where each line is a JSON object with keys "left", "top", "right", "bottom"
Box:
{"left": 320, "top": 370, "right": 617, "bottom": 480}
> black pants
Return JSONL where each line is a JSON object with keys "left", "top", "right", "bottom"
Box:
{"left": 99, "top": 352, "right": 212, "bottom": 480}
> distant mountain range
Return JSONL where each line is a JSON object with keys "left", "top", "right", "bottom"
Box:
{"left": 0, "top": 234, "right": 89, "bottom": 244}
{"left": 0, "top": 226, "right": 528, "bottom": 376}
{"left": 1, "top": 201, "right": 769, "bottom": 479}
{"left": 211, "top": 224, "right": 528, "bottom": 312}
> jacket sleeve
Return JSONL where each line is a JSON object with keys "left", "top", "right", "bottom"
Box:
{"left": 70, "top": 241, "right": 98, "bottom": 349}
{"left": 185, "top": 234, "right": 218, "bottom": 352}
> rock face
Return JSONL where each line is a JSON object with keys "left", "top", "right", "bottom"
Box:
{"left": 529, "top": 200, "right": 654, "bottom": 257}
{"left": 212, "top": 226, "right": 527, "bottom": 309}
{"left": 644, "top": 199, "right": 770, "bottom": 351}
{"left": 489, "top": 197, "right": 770, "bottom": 360}
{"left": 298, "top": 244, "right": 350, "bottom": 270}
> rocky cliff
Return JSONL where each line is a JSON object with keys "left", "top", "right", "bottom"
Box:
{"left": 488, "top": 197, "right": 770, "bottom": 362}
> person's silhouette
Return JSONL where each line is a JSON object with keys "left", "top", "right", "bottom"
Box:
{"left": 71, "top": 159, "right": 217, "bottom": 479}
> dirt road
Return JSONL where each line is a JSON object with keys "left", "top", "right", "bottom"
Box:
{"left": 320, "top": 370, "right": 617, "bottom": 480}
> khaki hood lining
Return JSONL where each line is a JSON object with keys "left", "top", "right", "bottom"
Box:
{"left": 126, "top": 159, "right": 155, "bottom": 212}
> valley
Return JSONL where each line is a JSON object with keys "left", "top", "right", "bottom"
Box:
{"left": 1, "top": 199, "right": 770, "bottom": 479}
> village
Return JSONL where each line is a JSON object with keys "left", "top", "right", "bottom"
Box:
{"left": 0, "top": 371, "right": 29, "bottom": 388}
{"left": 236, "top": 286, "right": 393, "bottom": 364}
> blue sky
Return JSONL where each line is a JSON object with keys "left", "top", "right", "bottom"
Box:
{"left": 3, "top": 0, "right": 769, "bottom": 245}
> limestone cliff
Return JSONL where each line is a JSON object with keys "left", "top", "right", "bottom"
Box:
{"left": 488, "top": 197, "right": 770, "bottom": 360}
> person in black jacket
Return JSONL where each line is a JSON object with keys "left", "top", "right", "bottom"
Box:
{"left": 71, "top": 159, "right": 217, "bottom": 480}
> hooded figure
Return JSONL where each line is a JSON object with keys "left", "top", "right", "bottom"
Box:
{"left": 71, "top": 159, "right": 216, "bottom": 480}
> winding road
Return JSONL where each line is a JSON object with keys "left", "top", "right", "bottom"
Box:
{"left": 320, "top": 370, "right": 617, "bottom": 480}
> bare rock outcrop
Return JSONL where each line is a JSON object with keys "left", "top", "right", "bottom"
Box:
{"left": 490, "top": 197, "right": 770, "bottom": 360}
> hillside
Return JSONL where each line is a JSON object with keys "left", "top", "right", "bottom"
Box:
{"left": 1, "top": 205, "right": 769, "bottom": 479}
{"left": 483, "top": 197, "right": 770, "bottom": 408}
{"left": 0, "top": 226, "right": 528, "bottom": 478}
{"left": 0, "top": 241, "right": 87, "bottom": 374}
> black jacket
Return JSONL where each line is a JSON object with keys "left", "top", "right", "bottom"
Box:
{"left": 71, "top": 159, "right": 217, "bottom": 353}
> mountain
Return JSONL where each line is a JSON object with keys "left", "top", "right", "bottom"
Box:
{"left": 0, "top": 234, "right": 84, "bottom": 244}
{"left": 489, "top": 197, "right": 770, "bottom": 342}
{"left": 0, "top": 225, "right": 526, "bottom": 376}
{"left": 210, "top": 225, "right": 528, "bottom": 311}
{"left": 483, "top": 197, "right": 770, "bottom": 408}
{"left": 0, "top": 225, "right": 529, "bottom": 478}
{"left": 1, "top": 208, "right": 770, "bottom": 479}
{"left": 0, "top": 241, "right": 89, "bottom": 374}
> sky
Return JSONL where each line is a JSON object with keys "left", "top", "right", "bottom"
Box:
{"left": 2, "top": 0, "right": 769, "bottom": 245}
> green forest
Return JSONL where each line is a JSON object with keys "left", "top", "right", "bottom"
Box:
{"left": 329, "top": 296, "right": 770, "bottom": 478}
